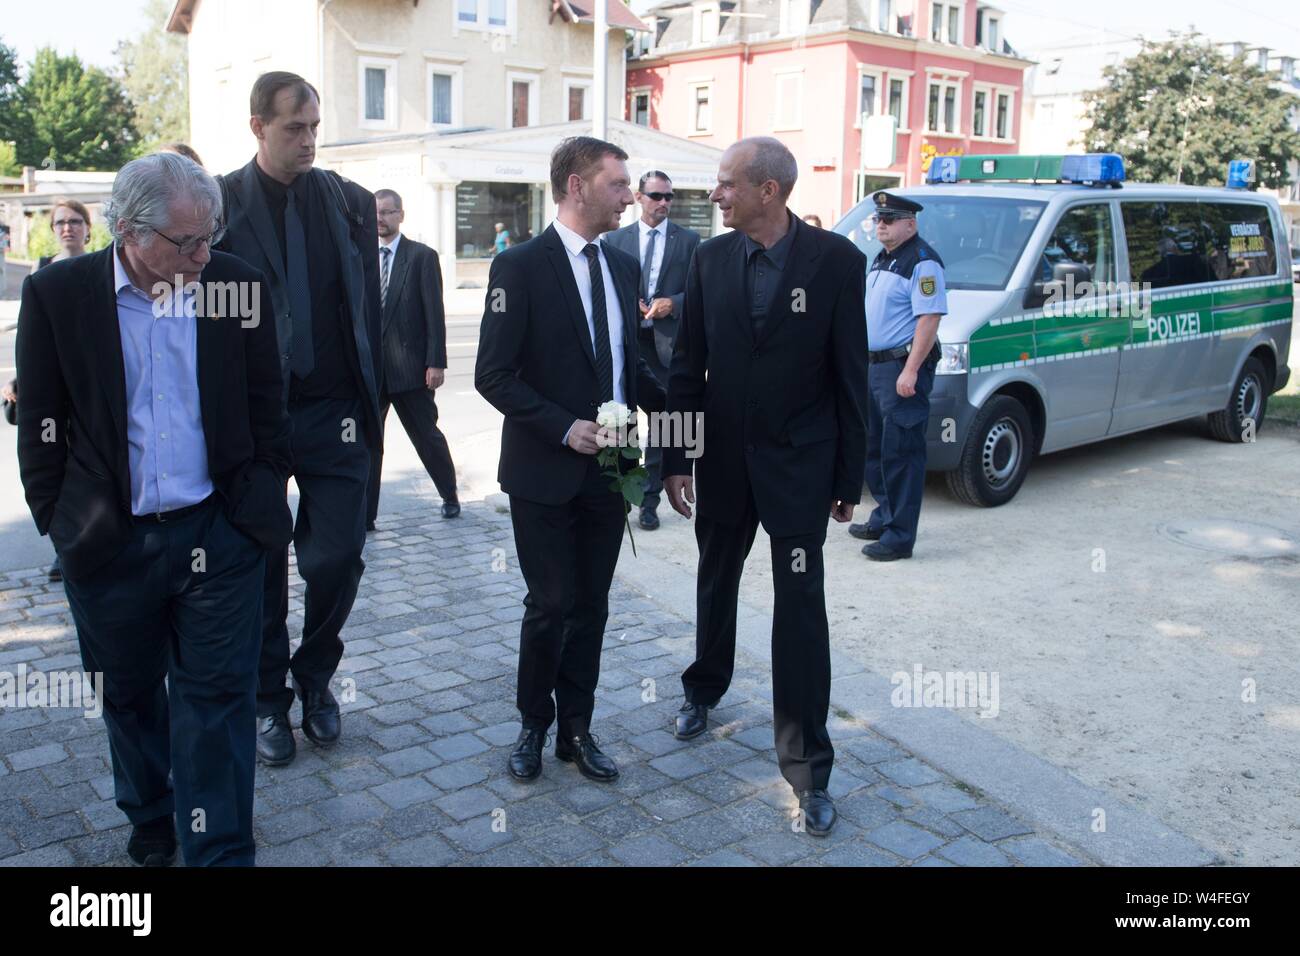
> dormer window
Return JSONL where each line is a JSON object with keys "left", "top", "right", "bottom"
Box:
{"left": 694, "top": 3, "right": 721, "bottom": 44}
{"left": 779, "top": 0, "right": 811, "bottom": 34}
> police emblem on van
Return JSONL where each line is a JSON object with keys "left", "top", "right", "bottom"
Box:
{"left": 920, "top": 277, "right": 936, "bottom": 296}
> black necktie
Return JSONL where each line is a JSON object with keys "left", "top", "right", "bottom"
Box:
{"left": 285, "top": 187, "right": 314, "bottom": 379}
{"left": 583, "top": 243, "right": 614, "bottom": 402}
{"left": 380, "top": 245, "right": 392, "bottom": 308}
{"left": 639, "top": 228, "right": 657, "bottom": 304}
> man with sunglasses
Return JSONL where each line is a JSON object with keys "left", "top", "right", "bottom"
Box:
{"left": 849, "top": 191, "right": 947, "bottom": 560}
{"left": 604, "top": 170, "right": 700, "bottom": 531}
{"left": 15, "top": 152, "right": 292, "bottom": 864}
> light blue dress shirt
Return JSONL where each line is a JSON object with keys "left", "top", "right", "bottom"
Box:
{"left": 113, "top": 246, "right": 213, "bottom": 516}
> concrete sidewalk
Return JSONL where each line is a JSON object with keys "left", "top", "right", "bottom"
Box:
{"left": 0, "top": 490, "right": 1206, "bottom": 866}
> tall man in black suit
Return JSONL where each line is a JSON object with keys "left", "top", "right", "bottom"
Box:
{"left": 215, "top": 72, "right": 383, "bottom": 766}
{"left": 603, "top": 170, "right": 700, "bottom": 531}
{"left": 476, "top": 137, "right": 666, "bottom": 783}
{"left": 662, "top": 137, "right": 869, "bottom": 835}
{"left": 365, "top": 188, "right": 459, "bottom": 527}
{"left": 16, "top": 152, "right": 293, "bottom": 865}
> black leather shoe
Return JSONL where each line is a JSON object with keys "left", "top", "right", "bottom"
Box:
{"left": 864, "top": 541, "right": 912, "bottom": 561}
{"left": 797, "top": 789, "right": 837, "bottom": 837}
{"left": 296, "top": 682, "right": 340, "bottom": 746}
{"left": 48, "top": 558, "right": 63, "bottom": 582}
{"left": 127, "top": 815, "right": 177, "bottom": 866}
{"left": 257, "top": 713, "right": 296, "bottom": 765}
{"left": 639, "top": 506, "right": 660, "bottom": 530}
{"left": 508, "top": 727, "right": 548, "bottom": 781}
{"left": 848, "top": 522, "right": 883, "bottom": 541}
{"left": 674, "top": 702, "right": 710, "bottom": 740}
{"left": 441, "top": 499, "right": 461, "bottom": 518}
{"left": 555, "top": 733, "right": 619, "bottom": 782}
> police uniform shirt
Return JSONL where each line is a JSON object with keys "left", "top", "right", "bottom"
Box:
{"left": 865, "top": 232, "right": 948, "bottom": 350}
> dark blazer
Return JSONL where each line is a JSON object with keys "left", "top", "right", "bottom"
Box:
{"left": 15, "top": 247, "right": 294, "bottom": 580}
{"left": 475, "top": 224, "right": 667, "bottom": 506}
{"left": 603, "top": 218, "right": 701, "bottom": 368}
{"left": 381, "top": 235, "right": 447, "bottom": 394}
{"left": 215, "top": 158, "right": 383, "bottom": 444}
{"left": 662, "top": 215, "right": 869, "bottom": 538}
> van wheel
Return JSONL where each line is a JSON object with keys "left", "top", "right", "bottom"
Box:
{"left": 1207, "top": 357, "right": 1269, "bottom": 443}
{"left": 945, "top": 396, "right": 1035, "bottom": 507}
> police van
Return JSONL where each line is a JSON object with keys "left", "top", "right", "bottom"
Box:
{"left": 834, "top": 153, "right": 1295, "bottom": 506}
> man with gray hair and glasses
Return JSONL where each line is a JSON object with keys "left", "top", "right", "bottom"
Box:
{"left": 15, "top": 151, "right": 292, "bottom": 865}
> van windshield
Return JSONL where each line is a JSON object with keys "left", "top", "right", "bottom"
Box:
{"left": 835, "top": 195, "right": 1047, "bottom": 290}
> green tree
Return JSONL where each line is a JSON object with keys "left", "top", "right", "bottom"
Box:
{"left": 115, "top": 0, "right": 189, "bottom": 152}
{"left": 16, "top": 47, "right": 137, "bottom": 170}
{"left": 0, "top": 36, "right": 30, "bottom": 166}
{"left": 1083, "top": 32, "right": 1300, "bottom": 190}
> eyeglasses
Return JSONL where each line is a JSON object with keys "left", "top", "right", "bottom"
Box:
{"left": 52, "top": 217, "right": 86, "bottom": 229}
{"left": 644, "top": 191, "right": 674, "bottom": 202}
{"left": 147, "top": 223, "right": 224, "bottom": 256}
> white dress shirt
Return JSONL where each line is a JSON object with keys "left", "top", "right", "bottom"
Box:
{"left": 552, "top": 218, "right": 625, "bottom": 406}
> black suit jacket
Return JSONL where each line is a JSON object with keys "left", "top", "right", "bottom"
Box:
{"left": 381, "top": 236, "right": 447, "bottom": 394}
{"left": 603, "top": 218, "right": 701, "bottom": 368}
{"left": 662, "top": 215, "right": 869, "bottom": 538}
{"left": 475, "top": 224, "right": 667, "bottom": 506}
{"left": 215, "top": 158, "right": 383, "bottom": 445}
{"left": 15, "top": 247, "right": 293, "bottom": 580}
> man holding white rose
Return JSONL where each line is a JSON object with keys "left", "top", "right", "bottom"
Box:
{"left": 475, "top": 137, "right": 666, "bottom": 784}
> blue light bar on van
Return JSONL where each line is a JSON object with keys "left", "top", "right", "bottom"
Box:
{"left": 1058, "top": 153, "right": 1125, "bottom": 184}
{"left": 1226, "top": 159, "right": 1255, "bottom": 189}
{"left": 925, "top": 153, "right": 1125, "bottom": 185}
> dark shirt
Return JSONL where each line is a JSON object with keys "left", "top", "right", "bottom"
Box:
{"left": 743, "top": 211, "right": 798, "bottom": 335}
{"left": 252, "top": 161, "right": 357, "bottom": 401}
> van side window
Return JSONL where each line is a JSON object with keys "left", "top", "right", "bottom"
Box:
{"left": 1122, "top": 201, "right": 1212, "bottom": 289}
{"left": 1203, "top": 203, "right": 1278, "bottom": 280}
{"left": 1037, "top": 204, "right": 1116, "bottom": 295}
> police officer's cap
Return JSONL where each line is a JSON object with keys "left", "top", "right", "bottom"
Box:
{"left": 871, "top": 191, "right": 923, "bottom": 217}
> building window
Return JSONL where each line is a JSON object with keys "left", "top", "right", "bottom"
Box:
{"left": 690, "top": 83, "right": 712, "bottom": 133}
{"left": 427, "top": 63, "right": 463, "bottom": 127}
{"left": 930, "top": 2, "right": 960, "bottom": 44}
{"left": 859, "top": 72, "right": 879, "bottom": 119}
{"left": 972, "top": 88, "right": 987, "bottom": 137}
{"left": 874, "top": 0, "right": 894, "bottom": 32}
{"left": 632, "top": 90, "right": 651, "bottom": 126}
{"left": 456, "top": 181, "right": 536, "bottom": 258}
{"left": 564, "top": 79, "right": 591, "bottom": 121}
{"left": 358, "top": 57, "right": 397, "bottom": 130}
{"left": 995, "top": 92, "right": 1011, "bottom": 139}
{"left": 926, "top": 77, "right": 960, "bottom": 134}
{"left": 888, "top": 77, "right": 908, "bottom": 128}
{"left": 774, "top": 71, "right": 803, "bottom": 129}
{"left": 695, "top": 4, "right": 720, "bottom": 44}
{"left": 458, "top": 0, "right": 512, "bottom": 32}
{"left": 987, "top": 16, "right": 1000, "bottom": 51}
{"left": 507, "top": 72, "right": 539, "bottom": 127}
{"left": 779, "top": 0, "right": 810, "bottom": 34}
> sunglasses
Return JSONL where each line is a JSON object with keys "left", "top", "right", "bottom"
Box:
{"left": 644, "top": 191, "right": 674, "bottom": 202}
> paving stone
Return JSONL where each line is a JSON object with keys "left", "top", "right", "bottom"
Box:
{"left": 376, "top": 746, "right": 443, "bottom": 776}
{"left": 662, "top": 810, "right": 748, "bottom": 854}
{"left": 259, "top": 807, "right": 328, "bottom": 845}
{"left": 739, "top": 830, "right": 818, "bottom": 865}
{"left": 424, "top": 759, "right": 491, "bottom": 791}
{"left": 370, "top": 776, "right": 439, "bottom": 810}
{"left": 435, "top": 786, "right": 502, "bottom": 822}
{"left": 552, "top": 780, "right": 620, "bottom": 814}
{"left": 876, "top": 758, "right": 946, "bottom": 788}
{"left": 441, "top": 817, "right": 513, "bottom": 854}
{"left": 7, "top": 743, "right": 67, "bottom": 772}
{"left": 688, "top": 848, "right": 759, "bottom": 867}
{"left": 648, "top": 750, "right": 710, "bottom": 781}
{"left": 912, "top": 783, "right": 981, "bottom": 814}
{"left": 527, "top": 822, "right": 608, "bottom": 863}
{"left": 1000, "top": 836, "right": 1086, "bottom": 867}
{"left": 815, "top": 840, "right": 899, "bottom": 866}
{"left": 608, "top": 833, "right": 691, "bottom": 867}
{"left": 936, "top": 835, "right": 1013, "bottom": 867}
{"left": 428, "top": 732, "right": 491, "bottom": 762}
{"left": 725, "top": 757, "right": 786, "bottom": 789}
{"left": 636, "top": 785, "right": 714, "bottom": 823}
{"left": 384, "top": 833, "right": 458, "bottom": 866}
{"left": 583, "top": 802, "right": 659, "bottom": 839}
{"left": 951, "top": 806, "right": 1035, "bottom": 842}
{"left": 314, "top": 792, "right": 387, "bottom": 827}
{"left": 864, "top": 821, "right": 946, "bottom": 860}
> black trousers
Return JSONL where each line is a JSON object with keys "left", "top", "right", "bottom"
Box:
{"left": 366, "top": 384, "right": 458, "bottom": 525}
{"left": 509, "top": 459, "right": 625, "bottom": 739}
{"left": 637, "top": 334, "right": 668, "bottom": 511}
{"left": 259, "top": 395, "right": 369, "bottom": 717}
{"left": 62, "top": 499, "right": 265, "bottom": 866}
{"left": 682, "top": 489, "right": 834, "bottom": 792}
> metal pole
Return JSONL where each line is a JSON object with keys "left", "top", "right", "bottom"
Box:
{"left": 594, "top": 0, "right": 608, "bottom": 138}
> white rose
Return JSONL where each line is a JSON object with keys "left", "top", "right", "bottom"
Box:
{"left": 595, "top": 401, "right": 632, "bottom": 431}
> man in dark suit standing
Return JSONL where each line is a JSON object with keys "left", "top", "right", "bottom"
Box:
{"left": 16, "top": 152, "right": 292, "bottom": 865}
{"left": 365, "top": 188, "right": 459, "bottom": 527}
{"left": 603, "top": 170, "right": 700, "bottom": 531}
{"left": 662, "top": 137, "right": 868, "bottom": 836}
{"left": 476, "top": 137, "right": 666, "bottom": 784}
{"left": 215, "top": 72, "right": 383, "bottom": 766}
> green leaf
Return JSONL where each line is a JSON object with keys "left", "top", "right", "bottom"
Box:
{"left": 620, "top": 445, "right": 641, "bottom": 460}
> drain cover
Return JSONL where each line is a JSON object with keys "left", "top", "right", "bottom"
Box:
{"left": 1158, "top": 519, "right": 1299, "bottom": 559}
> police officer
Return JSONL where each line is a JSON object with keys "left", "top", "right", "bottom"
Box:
{"left": 849, "top": 191, "right": 946, "bottom": 560}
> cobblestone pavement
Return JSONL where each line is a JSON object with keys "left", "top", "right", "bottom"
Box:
{"left": 0, "top": 501, "right": 1090, "bottom": 867}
